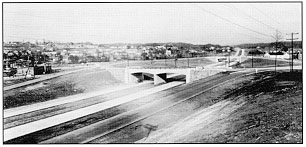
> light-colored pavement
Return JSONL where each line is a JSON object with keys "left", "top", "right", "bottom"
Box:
{"left": 4, "top": 81, "right": 152, "bottom": 118}
{"left": 4, "top": 81, "right": 184, "bottom": 142}
{"left": 41, "top": 70, "right": 250, "bottom": 143}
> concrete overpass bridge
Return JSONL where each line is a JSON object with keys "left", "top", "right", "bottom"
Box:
{"left": 125, "top": 67, "right": 193, "bottom": 85}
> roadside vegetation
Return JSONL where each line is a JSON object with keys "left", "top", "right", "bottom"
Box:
{"left": 140, "top": 70, "right": 302, "bottom": 143}
{"left": 4, "top": 81, "right": 83, "bottom": 109}
{"left": 199, "top": 71, "right": 302, "bottom": 143}
{"left": 4, "top": 68, "right": 121, "bottom": 109}
{"left": 235, "top": 58, "right": 295, "bottom": 68}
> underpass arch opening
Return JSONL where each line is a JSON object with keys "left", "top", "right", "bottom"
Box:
{"left": 130, "top": 72, "right": 154, "bottom": 83}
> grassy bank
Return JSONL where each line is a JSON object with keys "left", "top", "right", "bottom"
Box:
{"left": 202, "top": 71, "right": 302, "bottom": 143}
{"left": 235, "top": 58, "right": 297, "bottom": 68}
{"left": 4, "top": 68, "right": 121, "bottom": 109}
{"left": 4, "top": 81, "right": 83, "bottom": 109}
{"left": 140, "top": 70, "right": 302, "bottom": 143}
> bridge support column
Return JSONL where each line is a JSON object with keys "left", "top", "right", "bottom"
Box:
{"left": 129, "top": 73, "right": 144, "bottom": 83}
{"left": 154, "top": 73, "right": 167, "bottom": 85}
{"left": 186, "top": 68, "right": 191, "bottom": 84}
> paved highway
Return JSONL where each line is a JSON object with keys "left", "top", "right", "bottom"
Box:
{"left": 6, "top": 65, "right": 297, "bottom": 143}
{"left": 4, "top": 69, "right": 251, "bottom": 143}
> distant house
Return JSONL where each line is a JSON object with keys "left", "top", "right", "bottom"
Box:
{"left": 166, "top": 49, "right": 172, "bottom": 56}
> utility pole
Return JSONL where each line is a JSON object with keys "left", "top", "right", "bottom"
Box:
{"left": 251, "top": 52, "right": 254, "bottom": 68}
{"left": 127, "top": 52, "right": 129, "bottom": 67}
{"left": 186, "top": 47, "right": 190, "bottom": 68}
{"left": 228, "top": 50, "right": 231, "bottom": 67}
{"left": 164, "top": 56, "right": 167, "bottom": 67}
{"left": 272, "top": 30, "right": 283, "bottom": 75}
{"left": 164, "top": 46, "right": 167, "bottom": 67}
{"left": 286, "top": 33, "right": 298, "bottom": 72}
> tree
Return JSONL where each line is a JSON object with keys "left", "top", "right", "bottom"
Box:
{"left": 272, "top": 30, "right": 283, "bottom": 74}
{"left": 272, "top": 30, "right": 283, "bottom": 42}
{"left": 248, "top": 49, "right": 264, "bottom": 56}
{"left": 56, "top": 51, "right": 61, "bottom": 57}
{"left": 96, "top": 49, "right": 100, "bottom": 58}
{"left": 272, "top": 30, "right": 283, "bottom": 51}
{"left": 3, "top": 53, "right": 8, "bottom": 60}
{"left": 58, "top": 55, "right": 63, "bottom": 63}
{"left": 68, "top": 55, "right": 79, "bottom": 63}
{"left": 141, "top": 52, "right": 148, "bottom": 60}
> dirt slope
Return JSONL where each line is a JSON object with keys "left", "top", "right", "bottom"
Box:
{"left": 4, "top": 67, "right": 122, "bottom": 109}
{"left": 141, "top": 70, "right": 302, "bottom": 143}
{"left": 143, "top": 98, "right": 246, "bottom": 143}
{"left": 55, "top": 67, "right": 121, "bottom": 93}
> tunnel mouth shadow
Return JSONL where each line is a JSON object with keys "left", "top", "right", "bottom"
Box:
{"left": 130, "top": 72, "right": 187, "bottom": 85}
{"left": 166, "top": 74, "right": 186, "bottom": 83}
{"left": 143, "top": 73, "right": 154, "bottom": 81}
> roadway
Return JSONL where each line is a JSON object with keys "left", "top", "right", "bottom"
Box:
{"left": 43, "top": 71, "right": 251, "bottom": 143}
{"left": 4, "top": 81, "right": 183, "bottom": 143}
{"left": 4, "top": 63, "right": 301, "bottom": 143}
{"left": 4, "top": 68, "right": 255, "bottom": 144}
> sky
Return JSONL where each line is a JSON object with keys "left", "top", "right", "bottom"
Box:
{"left": 3, "top": 2, "right": 302, "bottom": 45}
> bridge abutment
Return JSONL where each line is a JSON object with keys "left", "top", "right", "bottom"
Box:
{"left": 154, "top": 73, "right": 167, "bottom": 85}
{"left": 186, "top": 69, "right": 191, "bottom": 83}
{"left": 129, "top": 73, "right": 144, "bottom": 83}
{"left": 125, "top": 68, "right": 193, "bottom": 85}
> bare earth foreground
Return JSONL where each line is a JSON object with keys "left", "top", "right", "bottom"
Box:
{"left": 137, "top": 71, "right": 302, "bottom": 143}
{"left": 4, "top": 67, "right": 121, "bottom": 109}
{"left": 3, "top": 67, "right": 302, "bottom": 143}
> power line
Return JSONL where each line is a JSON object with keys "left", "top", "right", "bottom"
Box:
{"left": 192, "top": 4, "right": 273, "bottom": 38}
{"left": 251, "top": 4, "right": 288, "bottom": 33}
{"left": 251, "top": 5, "right": 282, "bottom": 26}
{"left": 185, "top": 5, "right": 270, "bottom": 44}
{"left": 224, "top": 4, "right": 280, "bottom": 33}
{"left": 237, "top": 33, "right": 267, "bottom": 40}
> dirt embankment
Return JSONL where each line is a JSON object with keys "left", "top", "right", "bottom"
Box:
{"left": 4, "top": 68, "right": 121, "bottom": 109}
{"left": 142, "top": 71, "right": 302, "bottom": 143}
{"left": 56, "top": 67, "right": 122, "bottom": 93}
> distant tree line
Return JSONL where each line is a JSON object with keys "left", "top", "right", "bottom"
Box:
{"left": 236, "top": 41, "right": 302, "bottom": 49}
